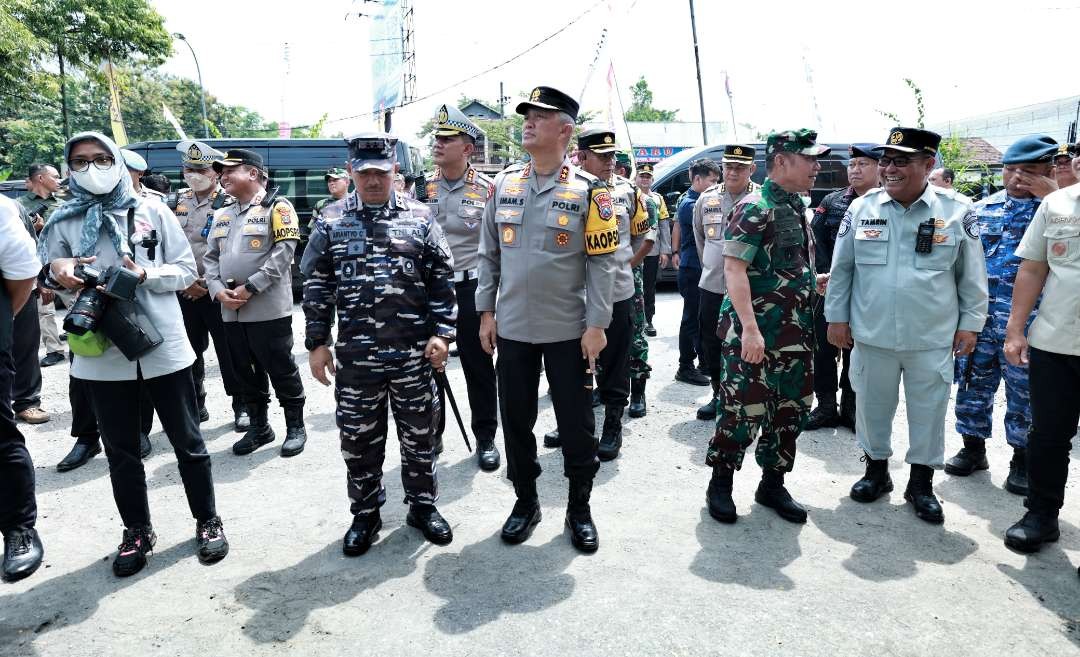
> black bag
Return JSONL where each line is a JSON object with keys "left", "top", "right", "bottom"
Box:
{"left": 97, "top": 208, "right": 164, "bottom": 361}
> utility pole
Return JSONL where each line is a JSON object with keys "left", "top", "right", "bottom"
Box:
{"left": 173, "top": 33, "right": 209, "bottom": 138}
{"left": 688, "top": 0, "right": 708, "bottom": 145}
{"left": 499, "top": 81, "right": 505, "bottom": 117}
{"left": 57, "top": 43, "right": 70, "bottom": 140}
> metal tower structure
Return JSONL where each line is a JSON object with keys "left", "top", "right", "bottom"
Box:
{"left": 401, "top": 0, "right": 417, "bottom": 103}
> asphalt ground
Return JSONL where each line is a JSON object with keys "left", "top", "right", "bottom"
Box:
{"left": 1, "top": 289, "right": 1077, "bottom": 656}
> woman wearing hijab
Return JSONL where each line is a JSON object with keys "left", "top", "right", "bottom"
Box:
{"left": 39, "top": 132, "right": 228, "bottom": 577}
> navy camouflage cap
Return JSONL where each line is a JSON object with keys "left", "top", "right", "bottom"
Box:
{"left": 433, "top": 104, "right": 483, "bottom": 141}
{"left": 1003, "top": 135, "right": 1058, "bottom": 165}
{"left": 577, "top": 128, "right": 618, "bottom": 154}
{"left": 848, "top": 143, "right": 880, "bottom": 160}
{"left": 765, "top": 129, "right": 830, "bottom": 157}
{"left": 324, "top": 167, "right": 349, "bottom": 180}
{"left": 722, "top": 144, "right": 755, "bottom": 164}
{"left": 176, "top": 140, "right": 225, "bottom": 169}
{"left": 346, "top": 132, "right": 397, "bottom": 173}
{"left": 516, "top": 86, "right": 580, "bottom": 121}
{"left": 874, "top": 127, "right": 940, "bottom": 155}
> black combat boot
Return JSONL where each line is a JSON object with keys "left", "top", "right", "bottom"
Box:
{"left": 755, "top": 469, "right": 807, "bottom": 523}
{"left": 697, "top": 382, "right": 719, "bottom": 421}
{"left": 804, "top": 401, "right": 841, "bottom": 430}
{"left": 232, "top": 404, "right": 275, "bottom": 455}
{"left": 280, "top": 406, "right": 307, "bottom": 457}
{"left": 406, "top": 504, "right": 453, "bottom": 545}
{"left": 1004, "top": 510, "right": 1060, "bottom": 553}
{"left": 706, "top": 464, "right": 737, "bottom": 523}
{"left": 565, "top": 477, "right": 599, "bottom": 552}
{"left": 850, "top": 453, "right": 893, "bottom": 503}
{"left": 501, "top": 480, "right": 541, "bottom": 544}
{"left": 675, "top": 364, "right": 710, "bottom": 386}
{"left": 597, "top": 405, "right": 623, "bottom": 461}
{"left": 476, "top": 437, "right": 500, "bottom": 471}
{"left": 904, "top": 464, "right": 944, "bottom": 523}
{"left": 232, "top": 397, "right": 250, "bottom": 432}
{"left": 543, "top": 430, "right": 561, "bottom": 448}
{"left": 1005, "top": 447, "right": 1028, "bottom": 496}
{"left": 342, "top": 512, "right": 382, "bottom": 556}
{"left": 839, "top": 391, "right": 856, "bottom": 431}
{"left": 944, "top": 435, "right": 989, "bottom": 476}
{"left": 644, "top": 320, "right": 657, "bottom": 337}
{"left": 628, "top": 379, "right": 647, "bottom": 418}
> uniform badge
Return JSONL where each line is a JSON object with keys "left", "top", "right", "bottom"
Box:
{"left": 707, "top": 226, "right": 716, "bottom": 237}
{"left": 250, "top": 238, "right": 262, "bottom": 248}
{"left": 889, "top": 130, "right": 904, "bottom": 145}
{"left": 176, "top": 204, "right": 189, "bottom": 215}
{"left": 963, "top": 213, "right": 980, "bottom": 238}
{"left": 437, "top": 106, "right": 449, "bottom": 124}
{"left": 862, "top": 229, "right": 882, "bottom": 239}
{"left": 502, "top": 226, "right": 516, "bottom": 244}
{"left": 558, "top": 215, "right": 569, "bottom": 227}
{"left": 933, "top": 233, "right": 949, "bottom": 244}
{"left": 556, "top": 231, "right": 570, "bottom": 247}
{"left": 933, "top": 218, "right": 945, "bottom": 229}
{"left": 277, "top": 206, "right": 292, "bottom": 225}
{"left": 1051, "top": 241, "right": 1067, "bottom": 257}
{"left": 594, "top": 191, "right": 613, "bottom": 220}
{"left": 530, "top": 88, "right": 541, "bottom": 101}
{"left": 733, "top": 147, "right": 743, "bottom": 156}
{"left": 558, "top": 166, "right": 570, "bottom": 184}
{"left": 426, "top": 182, "right": 439, "bottom": 198}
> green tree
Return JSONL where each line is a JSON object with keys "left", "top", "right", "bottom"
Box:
{"left": 624, "top": 77, "right": 677, "bottom": 122}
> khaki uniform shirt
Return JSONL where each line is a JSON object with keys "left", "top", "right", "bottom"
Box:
{"left": 204, "top": 189, "right": 300, "bottom": 323}
{"left": 173, "top": 185, "right": 233, "bottom": 277}
{"left": 1015, "top": 183, "right": 1080, "bottom": 355}
{"left": 476, "top": 160, "right": 618, "bottom": 343}
{"left": 423, "top": 165, "right": 494, "bottom": 273}
{"left": 693, "top": 181, "right": 758, "bottom": 294}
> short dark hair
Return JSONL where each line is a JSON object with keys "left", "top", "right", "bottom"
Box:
{"left": 142, "top": 173, "right": 171, "bottom": 194}
{"left": 688, "top": 158, "right": 720, "bottom": 180}
{"left": 941, "top": 168, "right": 955, "bottom": 183}
{"left": 27, "top": 163, "right": 55, "bottom": 179}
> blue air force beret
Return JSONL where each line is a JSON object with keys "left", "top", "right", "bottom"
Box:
{"left": 1003, "top": 135, "right": 1059, "bottom": 165}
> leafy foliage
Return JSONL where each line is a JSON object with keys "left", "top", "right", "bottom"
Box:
{"left": 624, "top": 77, "right": 677, "bottom": 122}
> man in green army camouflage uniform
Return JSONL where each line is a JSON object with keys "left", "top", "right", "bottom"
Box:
{"left": 311, "top": 168, "right": 351, "bottom": 224}
{"left": 628, "top": 183, "right": 658, "bottom": 417}
{"left": 704, "top": 129, "right": 829, "bottom": 525}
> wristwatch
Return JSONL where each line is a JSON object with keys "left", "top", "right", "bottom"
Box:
{"left": 304, "top": 336, "right": 330, "bottom": 351}
{"left": 244, "top": 282, "right": 259, "bottom": 295}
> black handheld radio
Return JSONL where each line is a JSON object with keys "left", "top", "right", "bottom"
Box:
{"left": 915, "top": 219, "right": 935, "bottom": 254}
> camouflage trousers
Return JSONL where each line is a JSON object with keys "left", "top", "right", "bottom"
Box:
{"left": 954, "top": 327, "right": 1031, "bottom": 448}
{"left": 336, "top": 357, "right": 440, "bottom": 517}
{"left": 707, "top": 348, "right": 813, "bottom": 472}
{"left": 630, "top": 265, "right": 651, "bottom": 380}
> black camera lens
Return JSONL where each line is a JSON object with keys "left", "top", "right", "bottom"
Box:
{"left": 63, "top": 288, "right": 108, "bottom": 335}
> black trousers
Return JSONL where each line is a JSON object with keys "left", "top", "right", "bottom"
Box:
{"left": 11, "top": 293, "right": 41, "bottom": 412}
{"left": 597, "top": 297, "right": 633, "bottom": 407}
{"left": 497, "top": 337, "right": 598, "bottom": 483}
{"left": 82, "top": 366, "right": 215, "bottom": 528}
{"left": 642, "top": 255, "right": 660, "bottom": 322}
{"left": 436, "top": 278, "right": 497, "bottom": 441}
{"left": 180, "top": 294, "right": 240, "bottom": 408}
{"left": 677, "top": 266, "right": 703, "bottom": 367}
{"left": 70, "top": 352, "right": 153, "bottom": 445}
{"left": 0, "top": 348, "right": 35, "bottom": 533}
{"left": 812, "top": 298, "right": 852, "bottom": 406}
{"left": 224, "top": 317, "right": 305, "bottom": 409}
{"left": 1025, "top": 347, "right": 1080, "bottom": 516}
{"left": 699, "top": 289, "right": 724, "bottom": 384}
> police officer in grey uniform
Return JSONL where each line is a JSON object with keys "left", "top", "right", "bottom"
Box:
{"left": 825, "top": 127, "right": 988, "bottom": 524}
{"left": 637, "top": 162, "right": 670, "bottom": 337}
{"left": 477, "top": 86, "right": 619, "bottom": 552}
{"left": 168, "top": 140, "right": 247, "bottom": 430}
{"left": 420, "top": 104, "right": 500, "bottom": 471}
{"left": 203, "top": 149, "right": 307, "bottom": 458}
{"left": 692, "top": 144, "right": 758, "bottom": 421}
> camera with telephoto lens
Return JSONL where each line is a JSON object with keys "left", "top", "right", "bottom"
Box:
{"left": 62, "top": 263, "right": 140, "bottom": 335}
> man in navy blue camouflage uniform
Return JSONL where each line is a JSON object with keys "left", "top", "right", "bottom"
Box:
{"left": 946, "top": 135, "right": 1060, "bottom": 496}
{"left": 302, "top": 133, "right": 458, "bottom": 556}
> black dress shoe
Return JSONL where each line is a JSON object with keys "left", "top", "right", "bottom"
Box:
{"left": 644, "top": 321, "right": 657, "bottom": 337}
{"left": 706, "top": 466, "right": 737, "bottom": 523}
{"left": 675, "top": 365, "right": 710, "bottom": 386}
{"left": 501, "top": 500, "right": 542, "bottom": 544}
{"left": 232, "top": 426, "right": 275, "bottom": 455}
{"left": 944, "top": 436, "right": 989, "bottom": 476}
{"left": 2, "top": 528, "right": 44, "bottom": 583}
{"left": 1005, "top": 511, "right": 1059, "bottom": 553}
{"left": 198, "top": 406, "right": 210, "bottom": 423}
{"left": 543, "top": 430, "right": 561, "bottom": 448}
{"left": 1005, "top": 448, "right": 1028, "bottom": 496}
{"left": 57, "top": 441, "right": 101, "bottom": 472}
{"left": 477, "top": 438, "right": 500, "bottom": 471}
{"left": 754, "top": 470, "right": 807, "bottom": 523}
{"left": 342, "top": 515, "right": 382, "bottom": 556}
{"left": 904, "top": 465, "right": 944, "bottom": 524}
{"left": 406, "top": 505, "right": 453, "bottom": 545}
{"left": 804, "top": 404, "right": 841, "bottom": 430}
{"left": 39, "top": 351, "right": 65, "bottom": 367}
{"left": 139, "top": 433, "right": 152, "bottom": 459}
{"left": 850, "top": 454, "right": 893, "bottom": 503}
{"left": 565, "top": 511, "right": 599, "bottom": 552}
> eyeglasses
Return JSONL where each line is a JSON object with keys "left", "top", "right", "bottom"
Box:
{"left": 878, "top": 155, "right": 927, "bottom": 167}
{"left": 68, "top": 155, "right": 116, "bottom": 172}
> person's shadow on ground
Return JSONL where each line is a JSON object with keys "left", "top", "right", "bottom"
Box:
{"left": 422, "top": 533, "right": 579, "bottom": 634}
{"left": 0, "top": 540, "right": 193, "bottom": 656}
{"left": 689, "top": 508, "right": 804, "bottom": 590}
{"left": 997, "top": 548, "right": 1080, "bottom": 648}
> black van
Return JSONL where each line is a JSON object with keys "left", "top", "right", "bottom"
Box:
{"left": 125, "top": 138, "right": 425, "bottom": 297}
{"left": 648, "top": 142, "right": 852, "bottom": 283}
